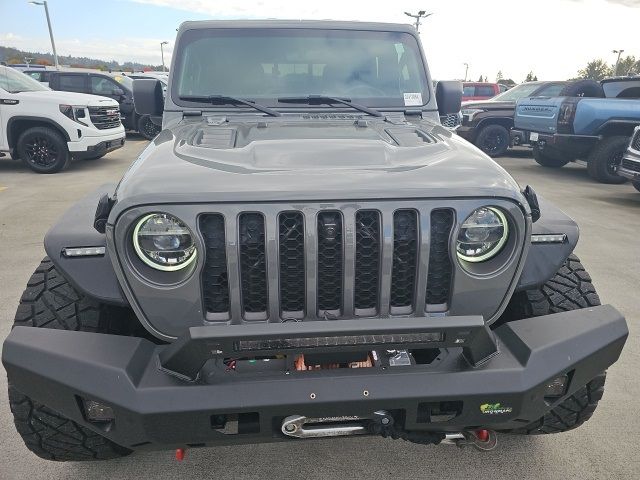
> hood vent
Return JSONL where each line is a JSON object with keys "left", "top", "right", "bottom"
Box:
{"left": 385, "top": 128, "right": 433, "bottom": 147}
{"left": 194, "top": 128, "right": 237, "bottom": 149}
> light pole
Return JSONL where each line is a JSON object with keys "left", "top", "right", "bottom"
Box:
{"left": 28, "top": 1, "right": 59, "bottom": 70}
{"left": 404, "top": 11, "right": 433, "bottom": 33}
{"left": 612, "top": 49, "right": 624, "bottom": 76}
{"left": 463, "top": 63, "right": 469, "bottom": 81}
{"left": 160, "top": 41, "right": 168, "bottom": 72}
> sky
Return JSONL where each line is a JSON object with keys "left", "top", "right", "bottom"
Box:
{"left": 0, "top": 0, "right": 639, "bottom": 81}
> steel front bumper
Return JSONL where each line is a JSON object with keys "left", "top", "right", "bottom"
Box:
{"left": 2, "top": 305, "right": 627, "bottom": 450}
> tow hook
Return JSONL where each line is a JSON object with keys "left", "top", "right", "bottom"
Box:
{"left": 442, "top": 429, "right": 498, "bottom": 451}
{"left": 175, "top": 448, "right": 187, "bottom": 461}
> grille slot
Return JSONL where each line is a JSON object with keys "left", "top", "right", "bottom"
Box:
{"left": 239, "top": 213, "right": 268, "bottom": 319}
{"left": 200, "top": 214, "right": 230, "bottom": 320}
{"left": 354, "top": 210, "right": 381, "bottom": 314}
{"left": 440, "top": 113, "right": 461, "bottom": 129}
{"left": 426, "top": 209, "right": 454, "bottom": 308}
{"left": 390, "top": 210, "right": 418, "bottom": 313}
{"left": 88, "top": 106, "right": 121, "bottom": 130}
{"left": 632, "top": 131, "right": 640, "bottom": 151}
{"left": 278, "top": 212, "right": 305, "bottom": 317}
{"left": 317, "top": 211, "right": 343, "bottom": 315}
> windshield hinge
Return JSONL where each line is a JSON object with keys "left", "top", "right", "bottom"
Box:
{"left": 183, "top": 110, "right": 202, "bottom": 117}
{"left": 403, "top": 109, "right": 423, "bottom": 117}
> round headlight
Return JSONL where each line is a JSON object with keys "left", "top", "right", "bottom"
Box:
{"left": 456, "top": 207, "right": 508, "bottom": 263}
{"left": 133, "top": 213, "right": 197, "bottom": 271}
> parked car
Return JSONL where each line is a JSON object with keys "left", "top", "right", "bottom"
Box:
{"left": 7, "top": 63, "right": 47, "bottom": 72}
{"left": 615, "top": 125, "right": 640, "bottom": 192}
{"left": 23, "top": 68, "right": 55, "bottom": 87}
{"left": 462, "top": 82, "right": 501, "bottom": 101}
{"left": 457, "top": 81, "right": 567, "bottom": 156}
{"left": 46, "top": 71, "right": 161, "bottom": 140}
{"left": 2, "top": 20, "right": 627, "bottom": 461}
{"left": 514, "top": 77, "right": 640, "bottom": 183}
{"left": 0, "top": 65, "right": 125, "bottom": 173}
{"left": 127, "top": 73, "right": 168, "bottom": 97}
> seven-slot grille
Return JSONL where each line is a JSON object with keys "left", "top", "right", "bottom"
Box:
{"left": 88, "top": 106, "right": 121, "bottom": 130}
{"left": 199, "top": 207, "right": 455, "bottom": 322}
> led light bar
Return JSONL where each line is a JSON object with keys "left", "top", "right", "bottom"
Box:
{"left": 236, "top": 332, "right": 444, "bottom": 352}
{"left": 530, "top": 234, "right": 567, "bottom": 244}
{"left": 62, "top": 246, "right": 106, "bottom": 257}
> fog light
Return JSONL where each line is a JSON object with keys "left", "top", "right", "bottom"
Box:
{"left": 83, "top": 399, "right": 115, "bottom": 422}
{"left": 545, "top": 375, "right": 569, "bottom": 397}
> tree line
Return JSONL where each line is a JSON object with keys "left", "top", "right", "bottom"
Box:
{"left": 0, "top": 45, "right": 160, "bottom": 72}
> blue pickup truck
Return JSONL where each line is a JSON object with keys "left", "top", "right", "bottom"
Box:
{"left": 514, "top": 77, "right": 640, "bottom": 183}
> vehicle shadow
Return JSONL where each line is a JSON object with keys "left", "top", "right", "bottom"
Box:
{"left": 503, "top": 147, "right": 533, "bottom": 159}
{"left": 67, "top": 434, "right": 547, "bottom": 480}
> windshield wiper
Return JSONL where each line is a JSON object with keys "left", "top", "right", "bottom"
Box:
{"left": 277, "top": 95, "right": 384, "bottom": 118}
{"left": 179, "top": 95, "right": 281, "bottom": 117}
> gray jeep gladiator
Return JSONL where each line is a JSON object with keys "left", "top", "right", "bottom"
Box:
{"left": 2, "top": 20, "right": 628, "bottom": 461}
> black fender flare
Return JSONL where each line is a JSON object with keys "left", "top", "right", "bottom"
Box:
{"left": 6, "top": 116, "right": 71, "bottom": 149}
{"left": 43, "top": 184, "right": 128, "bottom": 306}
{"left": 515, "top": 194, "right": 579, "bottom": 291}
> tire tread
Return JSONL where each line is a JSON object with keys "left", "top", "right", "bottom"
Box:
{"left": 8, "top": 257, "right": 131, "bottom": 461}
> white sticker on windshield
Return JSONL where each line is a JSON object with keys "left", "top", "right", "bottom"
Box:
{"left": 403, "top": 92, "right": 423, "bottom": 106}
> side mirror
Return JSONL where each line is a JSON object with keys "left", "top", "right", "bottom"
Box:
{"left": 133, "top": 79, "right": 164, "bottom": 116}
{"left": 112, "top": 87, "right": 125, "bottom": 97}
{"left": 436, "top": 80, "right": 463, "bottom": 115}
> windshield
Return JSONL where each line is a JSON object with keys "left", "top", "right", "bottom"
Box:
{"left": 491, "top": 83, "right": 544, "bottom": 102}
{"left": 603, "top": 80, "right": 640, "bottom": 99}
{"left": 173, "top": 28, "right": 429, "bottom": 109}
{"left": 0, "top": 66, "right": 50, "bottom": 93}
{"left": 112, "top": 74, "right": 133, "bottom": 90}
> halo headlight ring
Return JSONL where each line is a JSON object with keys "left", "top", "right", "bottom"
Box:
{"left": 456, "top": 207, "right": 509, "bottom": 263}
{"left": 132, "top": 213, "right": 197, "bottom": 272}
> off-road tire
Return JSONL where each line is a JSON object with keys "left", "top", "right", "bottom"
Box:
{"left": 532, "top": 144, "right": 570, "bottom": 168}
{"left": 8, "top": 258, "right": 132, "bottom": 461}
{"left": 587, "top": 136, "right": 629, "bottom": 184}
{"left": 633, "top": 181, "right": 640, "bottom": 192}
{"left": 475, "top": 124, "right": 510, "bottom": 157}
{"left": 17, "top": 126, "right": 69, "bottom": 174}
{"left": 501, "top": 254, "right": 606, "bottom": 435}
{"left": 138, "top": 115, "right": 161, "bottom": 140}
{"left": 508, "top": 374, "right": 606, "bottom": 435}
{"left": 559, "top": 80, "right": 604, "bottom": 98}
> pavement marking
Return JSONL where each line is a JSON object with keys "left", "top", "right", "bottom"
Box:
{"left": 0, "top": 186, "right": 7, "bottom": 192}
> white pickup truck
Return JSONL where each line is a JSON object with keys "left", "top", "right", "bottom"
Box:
{"left": 0, "top": 66, "right": 125, "bottom": 173}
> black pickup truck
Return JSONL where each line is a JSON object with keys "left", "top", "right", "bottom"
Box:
{"left": 47, "top": 71, "right": 161, "bottom": 140}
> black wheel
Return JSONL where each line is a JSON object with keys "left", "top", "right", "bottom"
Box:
{"left": 8, "top": 258, "right": 132, "bottom": 461}
{"left": 559, "top": 80, "right": 604, "bottom": 98}
{"left": 17, "top": 126, "right": 69, "bottom": 173}
{"left": 137, "top": 115, "right": 161, "bottom": 140}
{"left": 633, "top": 181, "right": 640, "bottom": 192}
{"left": 500, "top": 254, "right": 606, "bottom": 435}
{"left": 532, "top": 144, "right": 570, "bottom": 168}
{"left": 475, "top": 124, "right": 510, "bottom": 157}
{"left": 587, "top": 136, "right": 628, "bottom": 184}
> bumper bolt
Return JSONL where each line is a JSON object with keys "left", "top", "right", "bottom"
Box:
{"left": 284, "top": 424, "right": 296, "bottom": 433}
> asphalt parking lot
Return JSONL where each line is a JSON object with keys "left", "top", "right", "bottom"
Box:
{"left": 0, "top": 139, "right": 638, "bottom": 480}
